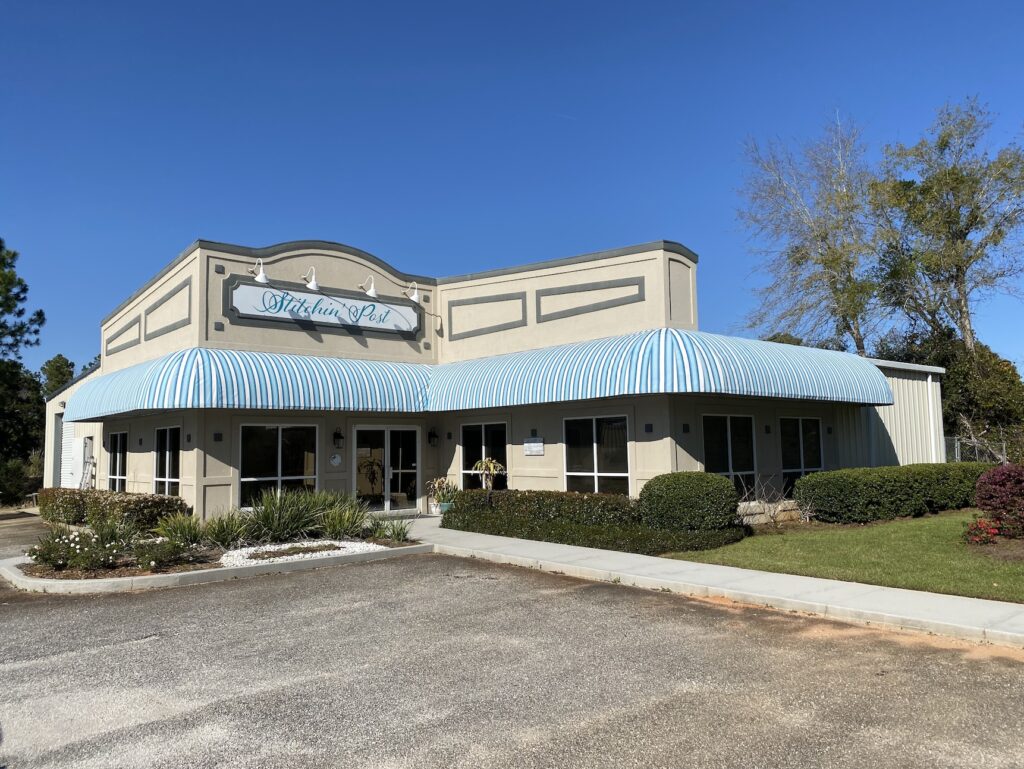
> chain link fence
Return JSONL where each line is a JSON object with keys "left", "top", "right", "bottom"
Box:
{"left": 945, "top": 436, "right": 1007, "bottom": 463}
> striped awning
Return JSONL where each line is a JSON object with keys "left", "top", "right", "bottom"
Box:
{"left": 64, "top": 329, "right": 892, "bottom": 421}
{"left": 63, "top": 347, "right": 430, "bottom": 421}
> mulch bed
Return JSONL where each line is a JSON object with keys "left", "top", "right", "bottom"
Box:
{"left": 20, "top": 559, "right": 223, "bottom": 580}
{"left": 977, "top": 537, "right": 1024, "bottom": 563}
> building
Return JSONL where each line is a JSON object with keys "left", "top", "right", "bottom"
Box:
{"left": 44, "top": 239, "right": 945, "bottom": 518}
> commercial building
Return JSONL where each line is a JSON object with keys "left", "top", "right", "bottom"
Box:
{"left": 45, "top": 239, "right": 945, "bottom": 518}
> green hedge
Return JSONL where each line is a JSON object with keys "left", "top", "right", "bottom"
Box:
{"left": 637, "top": 472, "right": 738, "bottom": 530}
{"left": 442, "top": 504, "right": 744, "bottom": 555}
{"left": 38, "top": 488, "right": 190, "bottom": 529}
{"left": 443, "top": 482, "right": 745, "bottom": 555}
{"left": 793, "top": 462, "right": 993, "bottom": 523}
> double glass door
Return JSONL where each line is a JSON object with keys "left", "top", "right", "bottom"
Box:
{"left": 354, "top": 427, "right": 419, "bottom": 513}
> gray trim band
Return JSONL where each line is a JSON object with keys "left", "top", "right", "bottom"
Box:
{"left": 868, "top": 358, "right": 946, "bottom": 375}
{"left": 447, "top": 292, "right": 528, "bottom": 341}
{"left": 536, "top": 276, "right": 645, "bottom": 323}
{"left": 105, "top": 316, "right": 142, "bottom": 356}
{"left": 143, "top": 277, "right": 192, "bottom": 341}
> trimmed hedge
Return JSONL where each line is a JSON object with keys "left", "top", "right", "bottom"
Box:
{"left": 443, "top": 481, "right": 746, "bottom": 555}
{"left": 38, "top": 488, "right": 190, "bottom": 529}
{"left": 638, "top": 472, "right": 738, "bottom": 530}
{"left": 793, "top": 462, "right": 993, "bottom": 524}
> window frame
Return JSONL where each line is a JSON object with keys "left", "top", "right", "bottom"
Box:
{"left": 779, "top": 416, "right": 823, "bottom": 492}
{"left": 700, "top": 413, "right": 757, "bottom": 497}
{"left": 153, "top": 426, "right": 182, "bottom": 496}
{"left": 562, "top": 415, "right": 630, "bottom": 495}
{"left": 108, "top": 431, "right": 128, "bottom": 492}
{"left": 459, "top": 421, "right": 509, "bottom": 490}
{"left": 238, "top": 423, "right": 319, "bottom": 508}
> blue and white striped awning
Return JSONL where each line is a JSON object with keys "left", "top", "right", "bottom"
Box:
{"left": 64, "top": 347, "right": 430, "bottom": 421}
{"left": 64, "top": 329, "right": 892, "bottom": 421}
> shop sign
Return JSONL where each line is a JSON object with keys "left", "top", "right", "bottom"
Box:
{"left": 231, "top": 283, "right": 419, "bottom": 333}
{"left": 523, "top": 436, "right": 545, "bottom": 456}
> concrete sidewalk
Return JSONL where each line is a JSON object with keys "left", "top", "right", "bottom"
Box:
{"left": 410, "top": 517, "right": 1024, "bottom": 647}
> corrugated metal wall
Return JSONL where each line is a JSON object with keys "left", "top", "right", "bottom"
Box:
{"left": 60, "top": 419, "right": 78, "bottom": 488}
{"left": 868, "top": 367, "right": 945, "bottom": 465}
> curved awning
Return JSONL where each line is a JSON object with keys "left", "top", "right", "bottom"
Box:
{"left": 64, "top": 329, "right": 893, "bottom": 421}
{"left": 63, "top": 347, "right": 430, "bottom": 421}
{"left": 428, "top": 328, "right": 893, "bottom": 410}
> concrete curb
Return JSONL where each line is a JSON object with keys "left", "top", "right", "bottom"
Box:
{"left": 409, "top": 520, "right": 1024, "bottom": 649}
{"left": 0, "top": 543, "right": 433, "bottom": 594}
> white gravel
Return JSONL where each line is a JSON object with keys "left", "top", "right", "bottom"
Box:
{"left": 220, "top": 540, "right": 387, "bottom": 567}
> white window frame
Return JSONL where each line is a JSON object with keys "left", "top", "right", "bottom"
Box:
{"left": 779, "top": 416, "right": 823, "bottom": 477}
{"left": 153, "top": 426, "right": 182, "bottom": 496}
{"left": 562, "top": 415, "right": 630, "bottom": 495}
{"left": 700, "top": 414, "right": 757, "bottom": 493}
{"left": 108, "top": 431, "right": 128, "bottom": 492}
{"left": 238, "top": 423, "right": 319, "bottom": 507}
{"left": 459, "top": 421, "right": 508, "bottom": 490}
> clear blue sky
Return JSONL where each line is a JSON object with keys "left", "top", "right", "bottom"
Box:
{"left": 3, "top": 0, "right": 1023, "bottom": 373}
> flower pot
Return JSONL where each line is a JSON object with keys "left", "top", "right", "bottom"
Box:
{"left": 438, "top": 502, "right": 454, "bottom": 514}
{"left": 428, "top": 501, "right": 441, "bottom": 516}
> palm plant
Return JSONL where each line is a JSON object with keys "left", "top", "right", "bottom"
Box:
{"left": 472, "top": 457, "right": 506, "bottom": 493}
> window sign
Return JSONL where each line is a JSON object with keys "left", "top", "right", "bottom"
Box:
{"left": 231, "top": 283, "right": 420, "bottom": 334}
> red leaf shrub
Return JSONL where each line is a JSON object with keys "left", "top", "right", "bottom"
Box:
{"left": 962, "top": 517, "right": 1001, "bottom": 546}
{"left": 975, "top": 464, "right": 1024, "bottom": 538}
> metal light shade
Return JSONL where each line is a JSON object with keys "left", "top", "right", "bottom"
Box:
{"left": 404, "top": 281, "right": 419, "bottom": 303}
{"left": 252, "top": 258, "right": 270, "bottom": 284}
{"left": 363, "top": 276, "right": 378, "bottom": 299}
{"left": 302, "top": 267, "right": 319, "bottom": 291}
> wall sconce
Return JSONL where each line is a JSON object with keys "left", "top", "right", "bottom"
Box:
{"left": 682, "top": 423, "right": 690, "bottom": 434}
{"left": 333, "top": 429, "right": 345, "bottom": 449}
{"left": 403, "top": 281, "right": 419, "bottom": 303}
{"left": 764, "top": 424, "right": 771, "bottom": 435}
{"left": 248, "top": 258, "right": 270, "bottom": 284}
{"left": 359, "top": 275, "right": 378, "bottom": 299}
{"left": 301, "top": 267, "right": 319, "bottom": 291}
{"left": 427, "top": 428, "right": 439, "bottom": 447}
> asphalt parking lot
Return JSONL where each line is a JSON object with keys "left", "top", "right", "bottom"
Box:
{"left": 3, "top": 517, "right": 1024, "bottom": 769}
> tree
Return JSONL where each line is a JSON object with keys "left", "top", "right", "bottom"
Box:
{"left": 0, "top": 360, "right": 44, "bottom": 461}
{"left": 738, "top": 116, "right": 883, "bottom": 354}
{"left": 872, "top": 99, "right": 1024, "bottom": 356}
{"left": 0, "top": 239, "right": 45, "bottom": 359}
{"left": 40, "top": 354, "right": 75, "bottom": 397}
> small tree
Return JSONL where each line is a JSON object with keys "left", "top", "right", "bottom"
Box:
{"left": 0, "top": 239, "right": 45, "bottom": 359}
{"left": 40, "top": 354, "right": 76, "bottom": 397}
{"left": 472, "top": 457, "right": 506, "bottom": 494}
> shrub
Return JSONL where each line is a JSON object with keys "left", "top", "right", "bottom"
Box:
{"left": 794, "top": 462, "right": 993, "bottom": 524}
{"left": 203, "top": 512, "right": 247, "bottom": 549}
{"left": 154, "top": 513, "right": 204, "bottom": 547}
{"left": 318, "top": 495, "right": 369, "bottom": 539}
{"left": 85, "top": 491, "right": 190, "bottom": 530}
{"left": 38, "top": 488, "right": 89, "bottom": 525}
{"left": 442, "top": 505, "right": 743, "bottom": 555}
{"left": 963, "top": 516, "right": 1001, "bottom": 546}
{"left": 451, "top": 489, "right": 639, "bottom": 527}
{"left": 975, "top": 464, "right": 1024, "bottom": 539}
{"left": 0, "top": 458, "right": 36, "bottom": 505}
{"left": 27, "top": 525, "right": 129, "bottom": 570}
{"left": 133, "top": 538, "right": 195, "bottom": 571}
{"left": 381, "top": 518, "right": 411, "bottom": 542}
{"left": 243, "top": 489, "right": 322, "bottom": 543}
{"left": 638, "top": 472, "right": 739, "bottom": 531}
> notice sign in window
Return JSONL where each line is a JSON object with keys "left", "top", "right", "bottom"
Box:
{"left": 231, "top": 283, "right": 420, "bottom": 334}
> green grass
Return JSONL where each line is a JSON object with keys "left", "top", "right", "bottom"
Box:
{"left": 666, "top": 510, "right": 1024, "bottom": 604}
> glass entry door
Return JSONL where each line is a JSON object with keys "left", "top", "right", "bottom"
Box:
{"left": 354, "top": 427, "right": 419, "bottom": 513}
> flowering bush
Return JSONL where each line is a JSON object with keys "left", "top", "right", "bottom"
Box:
{"left": 28, "top": 525, "right": 130, "bottom": 570}
{"left": 963, "top": 517, "right": 1001, "bottom": 546}
{"left": 976, "top": 464, "right": 1024, "bottom": 539}
{"left": 133, "top": 539, "right": 196, "bottom": 571}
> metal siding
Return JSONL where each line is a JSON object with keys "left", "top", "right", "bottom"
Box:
{"left": 869, "top": 368, "right": 942, "bottom": 465}
{"left": 60, "top": 420, "right": 77, "bottom": 488}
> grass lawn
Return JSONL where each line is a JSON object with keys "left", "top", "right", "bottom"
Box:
{"left": 666, "top": 510, "right": 1024, "bottom": 604}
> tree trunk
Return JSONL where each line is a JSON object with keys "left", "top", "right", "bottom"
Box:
{"left": 953, "top": 271, "right": 976, "bottom": 356}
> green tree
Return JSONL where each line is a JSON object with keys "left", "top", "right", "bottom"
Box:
{"left": 40, "top": 354, "right": 75, "bottom": 397}
{"left": 0, "top": 360, "right": 45, "bottom": 461}
{"left": 739, "top": 116, "right": 883, "bottom": 354}
{"left": 872, "top": 99, "right": 1024, "bottom": 356}
{"left": 0, "top": 239, "right": 45, "bottom": 359}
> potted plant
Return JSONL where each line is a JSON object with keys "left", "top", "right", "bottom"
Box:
{"left": 426, "top": 477, "right": 459, "bottom": 515}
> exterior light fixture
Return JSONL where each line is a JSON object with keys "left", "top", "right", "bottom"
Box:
{"left": 301, "top": 267, "right": 320, "bottom": 291}
{"left": 248, "top": 258, "right": 270, "bottom": 284}
{"left": 403, "top": 281, "right": 419, "bottom": 303}
{"left": 427, "top": 428, "right": 439, "bottom": 447}
{"left": 360, "top": 276, "right": 378, "bottom": 299}
{"left": 333, "top": 429, "right": 345, "bottom": 449}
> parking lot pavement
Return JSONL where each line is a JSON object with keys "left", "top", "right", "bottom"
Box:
{"left": 2, "top": 553, "right": 1024, "bottom": 769}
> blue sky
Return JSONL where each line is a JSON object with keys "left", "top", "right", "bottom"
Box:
{"left": 2, "top": 0, "right": 1023, "bottom": 373}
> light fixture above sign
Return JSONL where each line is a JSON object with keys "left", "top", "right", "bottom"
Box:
{"left": 403, "top": 281, "right": 419, "bottom": 303}
{"left": 360, "top": 275, "right": 378, "bottom": 299}
{"left": 301, "top": 267, "right": 320, "bottom": 291}
{"left": 248, "top": 258, "right": 270, "bottom": 284}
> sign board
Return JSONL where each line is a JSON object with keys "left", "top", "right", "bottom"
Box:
{"left": 231, "top": 283, "right": 420, "bottom": 334}
{"left": 523, "top": 436, "right": 545, "bottom": 456}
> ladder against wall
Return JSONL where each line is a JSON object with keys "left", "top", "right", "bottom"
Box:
{"left": 79, "top": 456, "right": 96, "bottom": 490}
